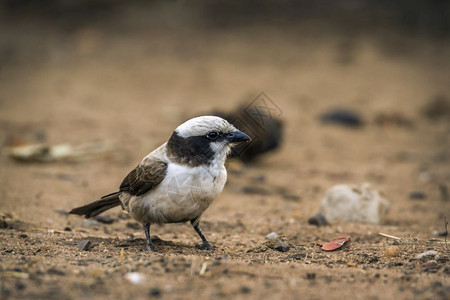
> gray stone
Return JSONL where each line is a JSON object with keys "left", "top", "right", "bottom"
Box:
{"left": 265, "top": 232, "right": 278, "bottom": 240}
{"left": 319, "top": 183, "right": 390, "bottom": 224}
{"left": 77, "top": 240, "right": 91, "bottom": 251}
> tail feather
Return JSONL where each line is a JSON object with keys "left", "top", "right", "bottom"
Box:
{"left": 69, "top": 192, "right": 121, "bottom": 218}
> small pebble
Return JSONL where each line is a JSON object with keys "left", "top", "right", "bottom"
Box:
{"left": 77, "top": 240, "right": 91, "bottom": 251}
{"left": 308, "top": 213, "right": 329, "bottom": 227}
{"left": 265, "top": 232, "right": 278, "bottom": 240}
{"left": 215, "top": 256, "right": 229, "bottom": 261}
{"left": 422, "top": 260, "right": 438, "bottom": 269}
{"left": 125, "top": 272, "right": 145, "bottom": 285}
{"left": 15, "top": 282, "right": 26, "bottom": 291}
{"left": 306, "top": 273, "right": 316, "bottom": 280}
{"left": 275, "top": 239, "right": 290, "bottom": 252}
{"left": 385, "top": 246, "right": 400, "bottom": 258}
{"left": 415, "top": 250, "right": 438, "bottom": 260}
{"left": 149, "top": 287, "right": 162, "bottom": 297}
{"left": 47, "top": 267, "right": 66, "bottom": 276}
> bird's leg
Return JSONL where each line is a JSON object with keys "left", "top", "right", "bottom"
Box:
{"left": 190, "top": 218, "right": 214, "bottom": 251}
{"left": 143, "top": 223, "right": 157, "bottom": 252}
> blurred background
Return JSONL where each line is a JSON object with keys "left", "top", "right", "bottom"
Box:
{"left": 1, "top": 0, "right": 449, "bottom": 226}
{"left": 1, "top": 1, "right": 450, "bottom": 299}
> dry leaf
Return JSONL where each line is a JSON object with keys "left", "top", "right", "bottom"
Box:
{"left": 319, "top": 237, "right": 351, "bottom": 251}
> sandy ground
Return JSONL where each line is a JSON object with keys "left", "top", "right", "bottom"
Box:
{"left": 1, "top": 4, "right": 450, "bottom": 299}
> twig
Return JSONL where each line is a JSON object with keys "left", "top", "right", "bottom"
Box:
{"left": 199, "top": 262, "right": 208, "bottom": 276}
{"left": 379, "top": 232, "right": 401, "bottom": 240}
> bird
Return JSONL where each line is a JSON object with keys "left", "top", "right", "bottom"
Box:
{"left": 69, "top": 116, "right": 250, "bottom": 251}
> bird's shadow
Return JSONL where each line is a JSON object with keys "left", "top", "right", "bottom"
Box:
{"left": 71, "top": 235, "right": 204, "bottom": 253}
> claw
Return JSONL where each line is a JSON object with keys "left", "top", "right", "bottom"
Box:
{"left": 195, "top": 243, "right": 215, "bottom": 251}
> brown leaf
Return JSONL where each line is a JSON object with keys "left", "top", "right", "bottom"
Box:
{"left": 319, "top": 237, "right": 351, "bottom": 251}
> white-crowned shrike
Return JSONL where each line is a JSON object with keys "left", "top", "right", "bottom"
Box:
{"left": 70, "top": 116, "right": 250, "bottom": 251}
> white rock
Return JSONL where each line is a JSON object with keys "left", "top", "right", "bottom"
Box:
{"left": 319, "top": 183, "right": 390, "bottom": 224}
{"left": 415, "top": 250, "right": 438, "bottom": 260}
{"left": 125, "top": 272, "right": 145, "bottom": 285}
{"left": 265, "top": 232, "right": 278, "bottom": 240}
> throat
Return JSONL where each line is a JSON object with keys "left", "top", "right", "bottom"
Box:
{"left": 209, "top": 147, "right": 229, "bottom": 170}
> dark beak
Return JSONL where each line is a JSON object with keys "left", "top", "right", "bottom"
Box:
{"left": 226, "top": 131, "right": 251, "bottom": 143}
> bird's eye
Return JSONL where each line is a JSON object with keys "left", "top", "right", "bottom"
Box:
{"left": 206, "top": 131, "right": 220, "bottom": 140}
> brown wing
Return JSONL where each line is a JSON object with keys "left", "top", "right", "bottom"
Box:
{"left": 119, "top": 159, "right": 168, "bottom": 196}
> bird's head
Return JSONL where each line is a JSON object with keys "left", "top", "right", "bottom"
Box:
{"left": 167, "top": 116, "right": 250, "bottom": 166}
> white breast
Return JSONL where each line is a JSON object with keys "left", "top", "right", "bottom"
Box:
{"left": 129, "top": 162, "right": 227, "bottom": 224}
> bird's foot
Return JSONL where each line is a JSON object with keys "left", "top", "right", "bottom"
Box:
{"left": 146, "top": 243, "right": 158, "bottom": 252}
{"left": 195, "top": 242, "right": 215, "bottom": 251}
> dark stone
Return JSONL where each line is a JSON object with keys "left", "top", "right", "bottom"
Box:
{"left": 47, "top": 268, "right": 66, "bottom": 276}
{"left": 241, "top": 186, "right": 270, "bottom": 195}
{"left": 93, "top": 215, "right": 115, "bottom": 224}
{"left": 149, "top": 287, "right": 162, "bottom": 297}
{"left": 77, "top": 240, "right": 91, "bottom": 251}
{"left": 0, "top": 219, "right": 7, "bottom": 229}
{"left": 19, "top": 234, "right": 27, "bottom": 238}
{"left": 306, "top": 273, "right": 316, "bottom": 280}
{"left": 320, "top": 109, "right": 364, "bottom": 127}
{"left": 422, "top": 95, "right": 450, "bottom": 120}
{"left": 15, "top": 281, "right": 26, "bottom": 290}
{"left": 1, "top": 287, "right": 11, "bottom": 297}
{"left": 431, "top": 281, "right": 442, "bottom": 289}
{"left": 275, "top": 240, "right": 290, "bottom": 252}
{"left": 367, "top": 257, "right": 379, "bottom": 264}
{"left": 308, "top": 213, "right": 329, "bottom": 227}
{"left": 287, "top": 253, "right": 306, "bottom": 260}
{"left": 64, "top": 227, "right": 72, "bottom": 231}
{"left": 240, "top": 286, "right": 251, "bottom": 294}
{"left": 409, "top": 190, "right": 426, "bottom": 200}
{"left": 252, "top": 175, "right": 266, "bottom": 183}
